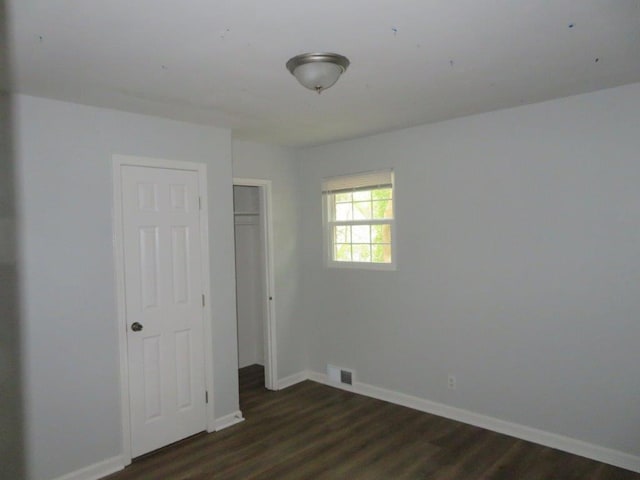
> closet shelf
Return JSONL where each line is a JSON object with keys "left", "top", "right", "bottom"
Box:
{"left": 234, "top": 211, "right": 259, "bottom": 216}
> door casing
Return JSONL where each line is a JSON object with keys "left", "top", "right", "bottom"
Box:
{"left": 233, "top": 178, "right": 278, "bottom": 391}
{"left": 113, "top": 155, "right": 216, "bottom": 465}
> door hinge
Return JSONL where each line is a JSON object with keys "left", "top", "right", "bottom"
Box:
{"left": 202, "top": 294, "right": 205, "bottom": 307}
{"left": 205, "top": 391, "right": 209, "bottom": 403}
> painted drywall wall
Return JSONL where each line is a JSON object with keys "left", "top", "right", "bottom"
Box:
{"left": 0, "top": 85, "right": 25, "bottom": 479}
{"left": 14, "top": 95, "right": 238, "bottom": 480}
{"left": 234, "top": 186, "right": 265, "bottom": 368}
{"left": 1, "top": 6, "right": 24, "bottom": 476}
{"left": 232, "top": 140, "right": 305, "bottom": 379}
{"left": 297, "top": 83, "right": 640, "bottom": 457}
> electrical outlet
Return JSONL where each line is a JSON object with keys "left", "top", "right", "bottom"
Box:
{"left": 448, "top": 375, "right": 456, "bottom": 390}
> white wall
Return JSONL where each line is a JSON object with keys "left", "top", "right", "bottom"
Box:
{"left": 15, "top": 95, "right": 239, "bottom": 480}
{"left": 232, "top": 140, "right": 305, "bottom": 380}
{"left": 234, "top": 186, "right": 265, "bottom": 368}
{"left": 297, "top": 83, "right": 640, "bottom": 458}
{"left": 0, "top": 91, "right": 25, "bottom": 478}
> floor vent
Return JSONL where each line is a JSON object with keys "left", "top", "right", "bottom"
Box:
{"left": 327, "top": 364, "right": 355, "bottom": 386}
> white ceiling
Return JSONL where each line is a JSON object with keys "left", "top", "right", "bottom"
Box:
{"left": 8, "top": 1, "right": 640, "bottom": 147}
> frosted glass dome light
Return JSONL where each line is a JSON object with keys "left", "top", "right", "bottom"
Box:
{"left": 286, "top": 53, "right": 350, "bottom": 93}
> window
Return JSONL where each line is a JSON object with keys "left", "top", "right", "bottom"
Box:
{"left": 323, "top": 169, "right": 395, "bottom": 269}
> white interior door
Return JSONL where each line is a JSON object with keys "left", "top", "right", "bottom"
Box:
{"left": 121, "top": 165, "right": 206, "bottom": 457}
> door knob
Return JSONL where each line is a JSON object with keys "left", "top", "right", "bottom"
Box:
{"left": 131, "top": 322, "right": 143, "bottom": 332}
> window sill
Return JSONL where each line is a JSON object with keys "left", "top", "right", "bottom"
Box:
{"left": 325, "top": 261, "right": 396, "bottom": 271}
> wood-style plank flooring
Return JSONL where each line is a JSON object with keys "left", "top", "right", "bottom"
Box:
{"left": 105, "top": 365, "right": 640, "bottom": 479}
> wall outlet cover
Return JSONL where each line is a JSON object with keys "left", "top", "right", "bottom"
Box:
{"left": 327, "top": 364, "right": 341, "bottom": 383}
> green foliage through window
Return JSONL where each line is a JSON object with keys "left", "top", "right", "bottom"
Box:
{"left": 328, "top": 186, "right": 393, "bottom": 264}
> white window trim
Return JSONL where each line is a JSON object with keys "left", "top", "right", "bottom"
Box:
{"left": 322, "top": 169, "right": 397, "bottom": 271}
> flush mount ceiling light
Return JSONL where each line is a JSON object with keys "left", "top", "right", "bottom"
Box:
{"left": 286, "top": 52, "right": 350, "bottom": 94}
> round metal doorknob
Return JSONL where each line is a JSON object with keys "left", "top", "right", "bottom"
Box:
{"left": 131, "top": 322, "right": 143, "bottom": 332}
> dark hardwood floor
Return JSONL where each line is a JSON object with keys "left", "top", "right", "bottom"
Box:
{"left": 105, "top": 364, "right": 640, "bottom": 479}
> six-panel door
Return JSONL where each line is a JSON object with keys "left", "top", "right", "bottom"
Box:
{"left": 121, "top": 165, "right": 206, "bottom": 457}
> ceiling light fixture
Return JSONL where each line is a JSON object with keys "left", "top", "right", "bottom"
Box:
{"left": 286, "top": 52, "right": 350, "bottom": 94}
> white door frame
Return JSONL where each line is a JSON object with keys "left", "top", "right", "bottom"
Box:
{"left": 113, "top": 154, "right": 216, "bottom": 465}
{"left": 233, "top": 178, "right": 278, "bottom": 391}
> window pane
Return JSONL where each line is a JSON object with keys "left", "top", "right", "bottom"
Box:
{"left": 353, "top": 201, "right": 372, "bottom": 220}
{"left": 352, "top": 244, "right": 371, "bottom": 262}
{"left": 352, "top": 225, "right": 370, "bottom": 243}
{"left": 372, "top": 244, "right": 392, "bottom": 263}
{"left": 382, "top": 244, "right": 392, "bottom": 262}
{"left": 372, "top": 188, "right": 392, "bottom": 200}
{"left": 372, "top": 199, "right": 393, "bottom": 219}
{"left": 334, "top": 225, "right": 350, "bottom": 243}
{"left": 372, "top": 244, "right": 384, "bottom": 263}
{"left": 353, "top": 190, "right": 371, "bottom": 201}
{"left": 371, "top": 224, "right": 391, "bottom": 243}
{"left": 335, "top": 244, "right": 352, "bottom": 262}
{"left": 335, "top": 202, "right": 352, "bottom": 221}
{"left": 335, "top": 192, "right": 352, "bottom": 203}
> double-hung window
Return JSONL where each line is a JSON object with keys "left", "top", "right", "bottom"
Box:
{"left": 323, "top": 169, "right": 395, "bottom": 269}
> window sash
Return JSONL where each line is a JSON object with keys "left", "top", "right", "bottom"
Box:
{"left": 327, "top": 219, "right": 394, "bottom": 264}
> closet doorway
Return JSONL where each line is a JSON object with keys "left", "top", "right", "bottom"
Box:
{"left": 233, "top": 179, "right": 277, "bottom": 392}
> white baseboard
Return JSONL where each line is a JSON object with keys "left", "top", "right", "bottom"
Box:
{"left": 277, "top": 370, "right": 309, "bottom": 390}
{"left": 308, "top": 371, "right": 640, "bottom": 473}
{"left": 214, "top": 410, "right": 245, "bottom": 431}
{"left": 51, "top": 455, "right": 125, "bottom": 480}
